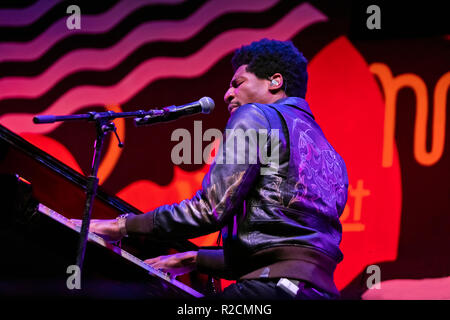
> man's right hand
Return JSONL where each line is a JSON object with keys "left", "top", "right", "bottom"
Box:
{"left": 144, "top": 251, "right": 198, "bottom": 276}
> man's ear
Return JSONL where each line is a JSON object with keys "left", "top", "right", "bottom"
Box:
{"left": 269, "top": 73, "right": 283, "bottom": 91}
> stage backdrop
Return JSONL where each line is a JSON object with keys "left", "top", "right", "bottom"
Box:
{"left": 0, "top": 0, "right": 448, "bottom": 298}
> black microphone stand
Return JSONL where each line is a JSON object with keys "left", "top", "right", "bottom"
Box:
{"left": 33, "top": 97, "right": 214, "bottom": 284}
{"left": 33, "top": 109, "right": 161, "bottom": 277}
{"left": 76, "top": 115, "right": 118, "bottom": 273}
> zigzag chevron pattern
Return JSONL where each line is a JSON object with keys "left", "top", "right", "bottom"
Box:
{"left": 0, "top": 1, "right": 327, "bottom": 135}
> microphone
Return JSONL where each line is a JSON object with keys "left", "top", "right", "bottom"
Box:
{"left": 134, "top": 96, "right": 215, "bottom": 126}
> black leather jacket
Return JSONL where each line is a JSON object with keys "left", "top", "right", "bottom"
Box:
{"left": 126, "top": 97, "right": 348, "bottom": 295}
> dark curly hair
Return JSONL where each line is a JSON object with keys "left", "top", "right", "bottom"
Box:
{"left": 231, "top": 38, "right": 308, "bottom": 98}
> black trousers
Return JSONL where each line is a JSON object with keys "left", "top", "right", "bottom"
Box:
{"left": 215, "top": 279, "right": 338, "bottom": 300}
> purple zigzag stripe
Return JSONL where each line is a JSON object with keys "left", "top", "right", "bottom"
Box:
{"left": 0, "top": 0, "right": 186, "bottom": 62}
{"left": 0, "top": 0, "right": 63, "bottom": 27}
{"left": 0, "top": 0, "right": 280, "bottom": 100}
{"left": 0, "top": 3, "right": 328, "bottom": 136}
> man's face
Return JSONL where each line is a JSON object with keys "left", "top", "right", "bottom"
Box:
{"left": 224, "top": 64, "right": 272, "bottom": 115}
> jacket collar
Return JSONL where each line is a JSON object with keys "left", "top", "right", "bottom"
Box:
{"left": 274, "top": 97, "right": 315, "bottom": 120}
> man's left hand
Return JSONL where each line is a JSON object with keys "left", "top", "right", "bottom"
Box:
{"left": 70, "top": 218, "right": 123, "bottom": 242}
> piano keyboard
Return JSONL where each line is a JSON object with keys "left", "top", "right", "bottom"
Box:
{"left": 37, "top": 203, "right": 204, "bottom": 298}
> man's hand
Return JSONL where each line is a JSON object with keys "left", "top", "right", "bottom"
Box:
{"left": 70, "top": 219, "right": 123, "bottom": 242}
{"left": 144, "top": 251, "right": 198, "bottom": 276}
